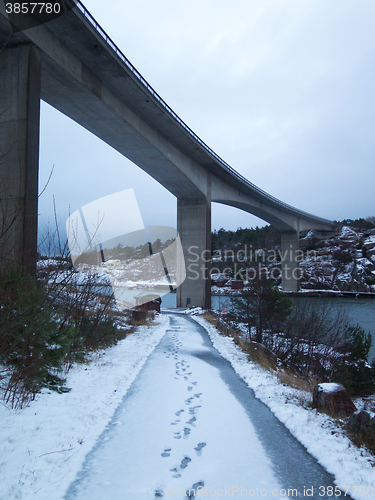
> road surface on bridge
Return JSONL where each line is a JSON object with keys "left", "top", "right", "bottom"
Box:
{"left": 65, "top": 314, "right": 338, "bottom": 499}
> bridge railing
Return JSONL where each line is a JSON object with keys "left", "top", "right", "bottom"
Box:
{"left": 74, "top": 1, "right": 331, "bottom": 223}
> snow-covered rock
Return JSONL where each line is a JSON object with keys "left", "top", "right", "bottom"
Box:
{"left": 313, "top": 383, "right": 357, "bottom": 417}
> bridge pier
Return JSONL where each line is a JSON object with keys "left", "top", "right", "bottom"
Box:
{"left": 0, "top": 44, "right": 41, "bottom": 274}
{"left": 177, "top": 198, "right": 211, "bottom": 309}
{"left": 281, "top": 231, "right": 300, "bottom": 292}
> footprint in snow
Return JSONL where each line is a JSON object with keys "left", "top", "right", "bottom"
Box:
{"left": 183, "top": 427, "right": 191, "bottom": 437}
{"left": 194, "top": 443, "right": 206, "bottom": 456}
{"left": 187, "top": 482, "right": 205, "bottom": 498}
{"left": 180, "top": 456, "right": 191, "bottom": 469}
{"left": 161, "top": 448, "right": 172, "bottom": 457}
{"left": 170, "top": 467, "right": 181, "bottom": 478}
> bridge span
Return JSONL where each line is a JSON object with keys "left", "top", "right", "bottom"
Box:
{"left": 0, "top": 0, "right": 336, "bottom": 308}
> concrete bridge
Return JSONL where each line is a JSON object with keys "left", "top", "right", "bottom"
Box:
{"left": 0, "top": 1, "right": 336, "bottom": 308}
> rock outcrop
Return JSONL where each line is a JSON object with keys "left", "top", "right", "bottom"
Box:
{"left": 313, "top": 383, "right": 357, "bottom": 417}
{"left": 348, "top": 410, "right": 375, "bottom": 432}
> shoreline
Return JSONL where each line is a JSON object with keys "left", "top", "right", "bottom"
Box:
{"left": 211, "top": 289, "right": 375, "bottom": 299}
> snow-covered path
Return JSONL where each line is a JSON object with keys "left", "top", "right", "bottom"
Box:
{"left": 65, "top": 314, "right": 336, "bottom": 499}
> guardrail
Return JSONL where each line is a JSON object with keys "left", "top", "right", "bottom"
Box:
{"left": 74, "top": 0, "right": 332, "bottom": 223}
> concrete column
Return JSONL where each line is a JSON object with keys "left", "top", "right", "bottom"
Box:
{"left": 281, "top": 231, "right": 300, "bottom": 292}
{"left": 0, "top": 45, "right": 41, "bottom": 274}
{"left": 177, "top": 198, "right": 211, "bottom": 309}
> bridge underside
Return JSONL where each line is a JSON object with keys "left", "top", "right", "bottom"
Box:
{"left": 0, "top": 6, "right": 337, "bottom": 306}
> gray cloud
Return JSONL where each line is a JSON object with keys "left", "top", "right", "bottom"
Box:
{"left": 38, "top": 0, "right": 375, "bottom": 238}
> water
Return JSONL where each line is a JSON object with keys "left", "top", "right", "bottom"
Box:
{"left": 294, "top": 296, "right": 375, "bottom": 362}
{"left": 161, "top": 293, "right": 375, "bottom": 362}
{"left": 160, "top": 291, "right": 177, "bottom": 308}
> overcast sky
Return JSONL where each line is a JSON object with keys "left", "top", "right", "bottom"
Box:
{"left": 38, "top": 0, "right": 375, "bottom": 239}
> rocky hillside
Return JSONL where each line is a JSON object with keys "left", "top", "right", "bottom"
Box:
{"left": 211, "top": 225, "right": 375, "bottom": 293}
{"left": 300, "top": 226, "right": 375, "bottom": 293}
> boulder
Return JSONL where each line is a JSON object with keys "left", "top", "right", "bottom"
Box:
{"left": 348, "top": 410, "right": 375, "bottom": 432}
{"left": 313, "top": 383, "right": 357, "bottom": 417}
{"left": 364, "top": 241, "right": 375, "bottom": 251}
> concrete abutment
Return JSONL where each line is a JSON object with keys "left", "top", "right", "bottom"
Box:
{"left": 0, "top": 44, "right": 41, "bottom": 275}
{"left": 177, "top": 198, "right": 211, "bottom": 309}
{"left": 281, "top": 231, "right": 300, "bottom": 292}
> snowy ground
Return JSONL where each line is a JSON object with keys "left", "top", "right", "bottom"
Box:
{"left": 193, "top": 315, "right": 375, "bottom": 499}
{"left": 0, "top": 312, "right": 374, "bottom": 500}
{"left": 0, "top": 316, "right": 169, "bottom": 500}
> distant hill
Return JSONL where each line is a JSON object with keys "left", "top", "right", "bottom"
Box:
{"left": 211, "top": 219, "right": 375, "bottom": 293}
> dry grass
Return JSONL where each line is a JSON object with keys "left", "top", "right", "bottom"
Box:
{"left": 247, "top": 341, "right": 277, "bottom": 371}
{"left": 203, "top": 311, "right": 318, "bottom": 394}
{"left": 278, "top": 369, "right": 318, "bottom": 393}
{"left": 202, "top": 312, "right": 232, "bottom": 336}
{"left": 345, "top": 426, "right": 375, "bottom": 457}
{"left": 202, "top": 312, "right": 218, "bottom": 326}
{"left": 247, "top": 341, "right": 318, "bottom": 397}
{"left": 129, "top": 310, "right": 155, "bottom": 327}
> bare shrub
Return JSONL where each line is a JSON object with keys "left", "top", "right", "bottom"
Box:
{"left": 0, "top": 210, "right": 135, "bottom": 408}
{"left": 273, "top": 300, "right": 349, "bottom": 380}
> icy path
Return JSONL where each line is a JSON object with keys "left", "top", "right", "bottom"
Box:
{"left": 65, "top": 314, "right": 336, "bottom": 499}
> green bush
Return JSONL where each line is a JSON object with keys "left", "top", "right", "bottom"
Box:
{"left": 0, "top": 266, "right": 73, "bottom": 407}
{"left": 365, "top": 276, "right": 375, "bottom": 286}
{"left": 229, "top": 276, "right": 291, "bottom": 344}
{"left": 333, "top": 324, "right": 375, "bottom": 395}
{"left": 79, "top": 312, "right": 122, "bottom": 350}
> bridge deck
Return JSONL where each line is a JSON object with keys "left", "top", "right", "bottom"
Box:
{"left": 0, "top": 1, "right": 334, "bottom": 228}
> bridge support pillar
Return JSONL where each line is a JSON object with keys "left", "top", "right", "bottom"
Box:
{"left": 177, "top": 198, "right": 211, "bottom": 309}
{"left": 0, "top": 44, "right": 41, "bottom": 274}
{"left": 281, "top": 232, "right": 300, "bottom": 292}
